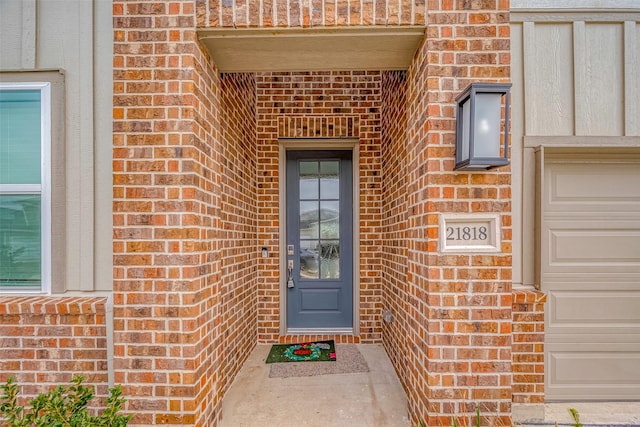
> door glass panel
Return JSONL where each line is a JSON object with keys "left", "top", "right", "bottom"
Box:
{"left": 320, "top": 201, "right": 339, "bottom": 239}
{"left": 299, "top": 161, "right": 318, "bottom": 200}
{"left": 297, "top": 159, "right": 343, "bottom": 281}
{"left": 299, "top": 240, "right": 319, "bottom": 279}
{"left": 320, "top": 161, "right": 339, "bottom": 199}
{"left": 299, "top": 201, "right": 319, "bottom": 239}
{"left": 320, "top": 240, "right": 340, "bottom": 279}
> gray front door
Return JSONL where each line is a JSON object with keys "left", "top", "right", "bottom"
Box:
{"left": 286, "top": 150, "right": 353, "bottom": 329}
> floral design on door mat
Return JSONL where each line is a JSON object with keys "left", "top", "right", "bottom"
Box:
{"left": 265, "top": 340, "right": 336, "bottom": 363}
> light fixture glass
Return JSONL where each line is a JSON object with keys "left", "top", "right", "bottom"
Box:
{"left": 454, "top": 83, "right": 511, "bottom": 171}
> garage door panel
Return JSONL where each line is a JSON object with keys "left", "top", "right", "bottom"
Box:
{"left": 546, "top": 334, "right": 640, "bottom": 344}
{"left": 542, "top": 274, "right": 640, "bottom": 291}
{"left": 545, "top": 161, "right": 640, "bottom": 212}
{"left": 548, "top": 290, "right": 640, "bottom": 327}
{"left": 547, "top": 349, "right": 640, "bottom": 399}
{"left": 548, "top": 228, "right": 640, "bottom": 265}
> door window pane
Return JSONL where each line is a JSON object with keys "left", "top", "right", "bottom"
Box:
{"left": 299, "top": 240, "right": 319, "bottom": 279}
{"left": 320, "top": 240, "right": 340, "bottom": 279}
{"left": 320, "top": 161, "right": 339, "bottom": 199}
{"left": 0, "top": 90, "right": 41, "bottom": 185}
{"left": 299, "top": 161, "right": 318, "bottom": 200}
{"left": 299, "top": 201, "right": 319, "bottom": 239}
{"left": 320, "top": 201, "right": 339, "bottom": 239}
{"left": 0, "top": 194, "right": 41, "bottom": 288}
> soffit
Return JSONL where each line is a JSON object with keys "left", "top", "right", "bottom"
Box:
{"left": 197, "top": 26, "right": 426, "bottom": 72}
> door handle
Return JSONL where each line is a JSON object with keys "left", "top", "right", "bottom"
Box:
{"left": 287, "top": 259, "right": 294, "bottom": 288}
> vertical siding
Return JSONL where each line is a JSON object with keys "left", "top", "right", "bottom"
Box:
{"left": 515, "top": 14, "right": 639, "bottom": 138}
{"left": 0, "top": 0, "right": 113, "bottom": 292}
{"left": 626, "top": 21, "right": 640, "bottom": 135}
{"left": 512, "top": 10, "right": 640, "bottom": 287}
{"left": 575, "top": 23, "right": 625, "bottom": 135}
{"left": 524, "top": 23, "right": 574, "bottom": 136}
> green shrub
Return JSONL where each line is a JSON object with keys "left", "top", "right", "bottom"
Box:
{"left": 0, "top": 375, "right": 132, "bottom": 427}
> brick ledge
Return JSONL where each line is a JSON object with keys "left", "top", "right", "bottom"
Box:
{"left": 513, "top": 288, "right": 547, "bottom": 304}
{"left": 0, "top": 296, "right": 107, "bottom": 315}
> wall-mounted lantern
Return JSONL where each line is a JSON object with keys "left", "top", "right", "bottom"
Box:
{"left": 454, "top": 82, "right": 512, "bottom": 171}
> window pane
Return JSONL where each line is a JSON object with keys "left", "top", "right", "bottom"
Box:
{"left": 0, "top": 194, "right": 41, "bottom": 289}
{"left": 299, "top": 201, "right": 319, "bottom": 239}
{"left": 320, "top": 201, "right": 339, "bottom": 239}
{"left": 299, "top": 240, "right": 318, "bottom": 279}
{"left": 0, "top": 90, "right": 42, "bottom": 185}
{"left": 320, "top": 161, "right": 339, "bottom": 199}
{"left": 320, "top": 240, "right": 340, "bottom": 279}
{"left": 299, "top": 161, "right": 318, "bottom": 200}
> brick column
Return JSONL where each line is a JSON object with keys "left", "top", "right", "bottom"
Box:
{"left": 403, "top": 1, "right": 512, "bottom": 425}
{"left": 512, "top": 289, "right": 547, "bottom": 403}
{"left": 113, "top": 1, "right": 224, "bottom": 424}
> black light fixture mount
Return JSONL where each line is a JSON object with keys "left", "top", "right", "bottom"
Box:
{"left": 454, "top": 82, "right": 512, "bottom": 171}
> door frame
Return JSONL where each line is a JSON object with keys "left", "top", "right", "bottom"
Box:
{"left": 278, "top": 139, "right": 360, "bottom": 336}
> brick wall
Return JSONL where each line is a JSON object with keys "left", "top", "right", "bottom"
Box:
{"left": 401, "top": 2, "right": 513, "bottom": 425}
{"left": 216, "top": 72, "right": 258, "bottom": 403}
{"left": 256, "top": 71, "right": 383, "bottom": 344}
{"left": 197, "top": 0, "right": 426, "bottom": 27}
{"left": 512, "top": 289, "right": 546, "bottom": 404}
{"left": 380, "top": 70, "right": 410, "bottom": 391}
{"left": 0, "top": 297, "right": 108, "bottom": 405}
{"left": 0, "top": 1, "right": 535, "bottom": 426}
{"left": 113, "top": 2, "right": 257, "bottom": 425}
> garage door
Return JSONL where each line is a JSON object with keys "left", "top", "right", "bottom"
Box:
{"left": 540, "top": 150, "right": 640, "bottom": 401}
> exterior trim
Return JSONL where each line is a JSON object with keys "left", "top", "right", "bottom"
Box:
{"left": 197, "top": 26, "right": 426, "bottom": 72}
{"left": 0, "top": 81, "right": 51, "bottom": 294}
{"left": 287, "top": 328, "right": 354, "bottom": 335}
{"left": 523, "top": 136, "right": 640, "bottom": 148}
{"left": 511, "top": 0, "right": 640, "bottom": 12}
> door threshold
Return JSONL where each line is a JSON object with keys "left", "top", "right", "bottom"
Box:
{"left": 286, "top": 327, "right": 354, "bottom": 335}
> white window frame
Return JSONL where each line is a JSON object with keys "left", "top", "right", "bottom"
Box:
{"left": 0, "top": 82, "right": 51, "bottom": 294}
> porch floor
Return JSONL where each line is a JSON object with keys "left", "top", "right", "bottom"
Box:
{"left": 219, "top": 343, "right": 410, "bottom": 426}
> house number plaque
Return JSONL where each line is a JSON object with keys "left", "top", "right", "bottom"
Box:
{"left": 439, "top": 213, "right": 501, "bottom": 253}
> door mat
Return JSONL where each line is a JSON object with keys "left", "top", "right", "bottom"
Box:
{"left": 269, "top": 344, "right": 370, "bottom": 378}
{"left": 265, "top": 340, "right": 336, "bottom": 364}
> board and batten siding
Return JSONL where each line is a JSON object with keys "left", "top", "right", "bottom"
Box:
{"left": 0, "top": 0, "right": 113, "bottom": 292}
{"left": 510, "top": 2, "right": 640, "bottom": 288}
{"left": 510, "top": 0, "right": 640, "bottom": 402}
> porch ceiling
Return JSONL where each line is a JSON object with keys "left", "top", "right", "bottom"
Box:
{"left": 197, "top": 26, "right": 426, "bottom": 72}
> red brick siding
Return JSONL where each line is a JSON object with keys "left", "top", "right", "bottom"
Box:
{"left": 256, "top": 71, "right": 383, "bottom": 344}
{"left": 112, "top": 1, "right": 521, "bottom": 425}
{"left": 217, "top": 72, "right": 258, "bottom": 401}
{"left": 401, "top": 3, "right": 513, "bottom": 425}
{"left": 198, "top": 0, "right": 426, "bottom": 27}
{"left": 512, "top": 289, "right": 546, "bottom": 404}
{"left": 0, "top": 297, "right": 108, "bottom": 405}
{"left": 380, "top": 70, "right": 410, "bottom": 391}
{"left": 113, "top": 2, "right": 257, "bottom": 425}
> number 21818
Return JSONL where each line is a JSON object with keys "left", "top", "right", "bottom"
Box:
{"left": 446, "top": 226, "right": 488, "bottom": 241}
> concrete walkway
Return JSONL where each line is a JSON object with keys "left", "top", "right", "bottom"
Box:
{"left": 220, "top": 343, "right": 640, "bottom": 427}
{"left": 219, "top": 344, "right": 410, "bottom": 427}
